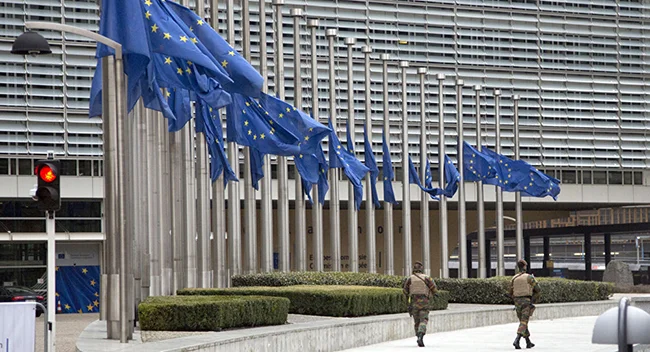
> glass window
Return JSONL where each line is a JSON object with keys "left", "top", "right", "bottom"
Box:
{"left": 56, "top": 201, "right": 102, "bottom": 218}
{"left": 624, "top": 171, "right": 633, "bottom": 185}
{"left": 562, "top": 170, "right": 577, "bottom": 184}
{"left": 608, "top": 171, "right": 622, "bottom": 185}
{"left": 0, "top": 159, "right": 9, "bottom": 175}
{"left": 582, "top": 170, "right": 592, "bottom": 184}
{"left": 593, "top": 171, "right": 607, "bottom": 184}
{"left": 61, "top": 160, "right": 77, "bottom": 176}
{"left": 634, "top": 171, "right": 643, "bottom": 185}
{"left": 18, "top": 159, "right": 32, "bottom": 176}
{"left": 92, "top": 160, "right": 102, "bottom": 177}
{"left": 78, "top": 160, "right": 92, "bottom": 176}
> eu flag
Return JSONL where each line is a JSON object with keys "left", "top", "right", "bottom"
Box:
{"left": 226, "top": 93, "right": 301, "bottom": 156}
{"left": 515, "top": 162, "right": 561, "bottom": 200}
{"left": 442, "top": 155, "right": 460, "bottom": 197}
{"left": 482, "top": 148, "right": 528, "bottom": 191}
{"left": 295, "top": 152, "right": 320, "bottom": 202}
{"left": 346, "top": 121, "right": 355, "bottom": 153}
{"left": 381, "top": 131, "right": 398, "bottom": 205}
{"left": 259, "top": 93, "right": 331, "bottom": 155}
{"left": 316, "top": 146, "right": 330, "bottom": 204}
{"left": 409, "top": 156, "right": 440, "bottom": 200}
{"left": 195, "top": 98, "right": 238, "bottom": 185}
{"left": 363, "top": 126, "right": 380, "bottom": 208}
{"left": 463, "top": 142, "right": 497, "bottom": 182}
{"left": 164, "top": 0, "right": 264, "bottom": 97}
{"left": 249, "top": 148, "right": 265, "bottom": 190}
{"left": 328, "top": 119, "right": 370, "bottom": 211}
{"left": 166, "top": 88, "right": 192, "bottom": 132}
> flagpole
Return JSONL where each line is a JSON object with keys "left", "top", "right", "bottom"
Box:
{"left": 514, "top": 94, "right": 523, "bottom": 260}
{"left": 381, "top": 53, "right": 394, "bottom": 276}
{"left": 292, "top": 8, "right": 307, "bottom": 271}
{"left": 418, "top": 67, "right": 430, "bottom": 276}
{"left": 345, "top": 37, "right": 358, "bottom": 272}
{"left": 308, "top": 18, "right": 324, "bottom": 272}
{"left": 170, "top": 130, "right": 186, "bottom": 292}
{"left": 456, "top": 79, "right": 468, "bottom": 278}
{"left": 437, "top": 73, "right": 449, "bottom": 279}
{"left": 138, "top": 103, "right": 151, "bottom": 298}
{"left": 146, "top": 108, "right": 161, "bottom": 295}
{"left": 363, "top": 45, "right": 376, "bottom": 273}
{"left": 494, "top": 89, "right": 505, "bottom": 276}
{"left": 210, "top": 0, "right": 228, "bottom": 288}
{"left": 273, "top": 0, "right": 290, "bottom": 272}
{"left": 400, "top": 60, "right": 411, "bottom": 277}
{"left": 159, "top": 112, "right": 173, "bottom": 294}
{"left": 242, "top": 0, "right": 258, "bottom": 275}
{"left": 327, "top": 28, "right": 341, "bottom": 272}
{"left": 226, "top": 0, "right": 242, "bottom": 281}
{"left": 475, "top": 85, "right": 487, "bottom": 279}
{"left": 259, "top": 0, "right": 274, "bottom": 273}
{"left": 196, "top": 119, "right": 212, "bottom": 287}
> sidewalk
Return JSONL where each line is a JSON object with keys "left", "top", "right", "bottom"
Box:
{"left": 341, "top": 316, "right": 615, "bottom": 352}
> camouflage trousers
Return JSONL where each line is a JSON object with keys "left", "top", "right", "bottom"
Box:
{"left": 514, "top": 297, "right": 535, "bottom": 337}
{"left": 412, "top": 309, "right": 429, "bottom": 335}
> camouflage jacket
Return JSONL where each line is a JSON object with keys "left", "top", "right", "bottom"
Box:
{"left": 508, "top": 272, "right": 541, "bottom": 303}
{"left": 403, "top": 273, "right": 438, "bottom": 310}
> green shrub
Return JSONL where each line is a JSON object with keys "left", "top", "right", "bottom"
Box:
{"left": 138, "top": 295, "right": 289, "bottom": 331}
{"left": 231, "top": 272, "right": 612, "bottom": 304}
{"left": 179, "top": 285, "right": 448, "bottom": 317}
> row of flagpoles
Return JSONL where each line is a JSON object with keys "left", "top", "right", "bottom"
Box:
{"left": 94, "top": 0, "right": 561, "bottom": 341}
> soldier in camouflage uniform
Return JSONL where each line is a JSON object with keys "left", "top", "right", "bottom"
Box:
{"left": 403, "top": 261, "right": 437, "bottom": 348}
{"left": 509, "top": 259, "right": 541, "bottom": 349}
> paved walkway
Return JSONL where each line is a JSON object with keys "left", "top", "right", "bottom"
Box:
{"left": 35, "top": 313, "right": 98, "bottom": 352}
{"left": 341, "top": 316, "right": 616, "bottom": 352}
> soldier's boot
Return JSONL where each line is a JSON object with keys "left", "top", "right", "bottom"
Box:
{"left": 416, "top": 332, "right": 425, "bottom": 347}
{"left": 513, "top": 335, "right": 522, "bottom": 349}
{"left": 525, "top": 337, "right": 534, "bottom": 349}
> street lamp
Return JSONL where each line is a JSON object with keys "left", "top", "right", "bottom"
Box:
{"left": 12, "top": 22, "right": 130, "bottom": 344}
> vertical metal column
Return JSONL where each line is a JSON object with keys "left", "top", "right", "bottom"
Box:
{"left": 494, "top": 89, "right": 505, "bottom": 277}
{"left": 345, "top": 37, "right": 358, "bottom": 272}
{"left": 292, "top": 8, "right": 307, "bottom": 271}
{"left": 170, "top": 129, "right": 185, "bottom": 292}
{"left": 381, "top": 54, "right": 394, "bottom": 276}
{"left": 145, "top": 109, "right": 160, "bottom": 296}
{"left": 242, "top": 0, "right": 257, "bottom": 275}
{"left": 273, "top": 0, "right": 290, "bottom": 272}
{"left": 475, "top": 85, "right": 486, "bottom": 279}
{"left": 437, "top": 74, "right": 449, "bottom": 278}
{"left": 456, "top": 79, "right": 467, "bottom": 279}
{"left": 259, "top": 0, "right": 273, "bottom": 273}
{"left": 46, "top": 212, "right": 56, "bottom": 351}
{"left": 604, "top": 234, "right": 612, "bottom": 267}
{"left": 327, "top": 28, "right": 341, "bottom": 272}
{"left": 363, "top": 45, "right": 376, "bottom": 273}
{"left": 308, "top": 19, "right": 324, "bottom": 272}
{"left": 513, "top": 94, "right": 523, "bottom": 260}
{"left": 138, "top": 104, "right": 151, "bottom": 299}
{"left": 400, "top": 61, "right": 411, "bottom": 276}
{"left": 418, "top": 67, "right": 430, "bottom": 276}
{"left": 196, "top": 123, "right": 212, "bottom": 287}
{"left": 585, "top": 232, "right": 592, "bottom": 280}
{"left": 226, "top": 0, "right": 242, "bottom": 280}
{"left": 158, "top": 113, "right": 173, "bottom": 294}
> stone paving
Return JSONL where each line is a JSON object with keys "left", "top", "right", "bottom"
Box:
{"left": 35, "top": 313, "right": 98, "bottom": 352}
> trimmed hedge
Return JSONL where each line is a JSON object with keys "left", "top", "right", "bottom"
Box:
{"left": 179, "top": 285, "right": 449, "bottom": 317}
{"left": 231, "top": 272, "right": 613, "bottom": 304}
{"left": 138, "top": 295, "right": 289, "bottom": 331}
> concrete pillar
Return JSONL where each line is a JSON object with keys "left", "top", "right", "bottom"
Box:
{"left": 604, "top": 233, "right": 612, "bottom": 267}
{"left": 585, "top": 232, "right": 592, "bottom": 281}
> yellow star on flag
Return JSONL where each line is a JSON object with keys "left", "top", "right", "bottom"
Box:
{"left": 94, "top": 292, "right": 99, "bottom": 297}
{"left": 228, "top": 51, "right": 235, "bottom": 56}
{"left": 151, "top": 24, "right": 159, "bottom": 33}
{"left": 187, "top": 60, "right": 193, "bottom": 65}
{"left": 286, "top": 107, "right": 291, "bottom": 112}
{"left": 260, "top": 133, "right": 265, "bottom": 139}
{"left": 270, "top": 130, "right": 274, "bottom": 135}
{"left": 244, "top": 120, "right": 249, "bottom": 126}
{"left": 337, "top": 145, "right": 342, "bottom": 149}
{"left": 253, "top": 135, "right": 257, "bottom": 140}
{"left": 82, "top": 268, "right": 88, "bottom": 274}
{"left": 144, "top": 0, "right": 152, "bottom": 6}
{"left": 265, "top": 111, "right": 269, "bottom": 115}
{"left": 177, "top": 68, "right": 183, "bottom": 75}
{"left": 299, "top": 154, "right": 303, "bottom": 158}
{"left": 55, "top": 292, "right": 59, "bottom": 297}
{"left": 279, "top": 113, "right": 284, "bottom": 118}
{"left": 165, "top": 57, "right": 172, "bottom": 64}
{"left": 94, "top": 300, "right": 100, "bottom": 307}
{"left": 245, "top": 102, "right": 250, "bottom": 106}
{"left": 221, "top": 60, "right": 228, "bottom": 67}
{"left": 309, "top": 128, "right": 313, "bottom": 132}
{"left": 180, "top": 35, "right": 188, "bottom": 42}
{"left": 191, "top": 37, "right": 198, "bottom": 44}
{"left": 90, "top": 279, "right": 96, "bottom": 286}
{"left": 145, "top": 11, "right": 152, "bottom": 19}
{"left": 269, "top": 120, "right": 273, "bottom": 125}
{"left": 197, "top": 19, "right": 204, "bottom": 25}
{"left": 87, "top": 305, "right": 94, "bottom": 312}
{"left": 242, "top": 109, "right": 246, "bottom": 114}
{"left": 248, "top": 130, "right": 252, "bottom": 135}
{"left": 55, "top": 266, "right": 59, "bottom": 271}
{"left": 165, "top": 91, "right": 171, "bottom": 98}
{"left": 185, "top": 67, "right": 192, "bottom": 74}
{"left": 384, "top": 177, "right": 388, "bottom": 180}
{"left": 64, "top": 304, "right": 71, "bottom": 310}
{"left": 189, "top": 26, "right": 193, "bottom": 32}
{"left": 78, "top": 309, "right": 83, "bottom": 314}
{"left": 304, "top": 136, "right": 309, "bottom": 141}
{"left": 163, "top": 33, "right": 171, "bottom": 40}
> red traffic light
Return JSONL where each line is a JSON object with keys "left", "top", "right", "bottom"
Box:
{"left": 38, "top": 165, "right": 57, "bottom": 183}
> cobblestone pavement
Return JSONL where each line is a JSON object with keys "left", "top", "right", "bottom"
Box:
{"left": 35, "top": 313, "right": 99, "bottom": 352}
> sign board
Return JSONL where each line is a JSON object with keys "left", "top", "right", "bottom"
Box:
{"left": 0, "top": 303, "right": 36, "bottom": 352}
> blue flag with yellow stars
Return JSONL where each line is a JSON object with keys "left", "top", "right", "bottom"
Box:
{"left": 363, "top": 126, "right": 380, "bottom": 208}
{"left": 463, "top": 142, "right": 497, "bottom": 182}
{"left": 89, "top": 0, "right": 233, "bottom": 118}
{"left": 346, "top": 121, "right": 355, "bottom": 153}
{"left": 482, "top": 148, "right": 529, "bottom": 191}
{"left": 424, "top": 159, "right": 434, "bottom": 190}
{"left": 195, "top": 98, "right": 238, "bottom": 185}
{"left": 409, "top": 156, "right": 441, "bottom": 200}
{"left": 55, "top": 266, "right": 101, "bottom": 314}
{"left": 166, "top": 88, "right": 192, "bottom": 132}
{"left": 517, "top": 166, "right": 561, "bottom": 200}
{"left": 249, "top": 148, "right": 265, "bottom": 190}
{"left": 226, "top": 93, "right": 301, "bottom": 156}
{"left": 328, "top": 119, "right": 369, "bottom": 210}
{"left": 441, "top": 155, "right": 460, "bottom": 198}
{"left": 164, "top": 0, "right": 264, "bottom": 97}
{"left": 381, "top": 131, "right": 398, "bottom": 205}
{"left": 295, "top": 152, "right": 320, "bottom": 203}
{"left": 259, "top": 93, "right": 331, "bottom": 155}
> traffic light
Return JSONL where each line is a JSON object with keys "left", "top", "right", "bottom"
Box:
{"left": 34, "top": 159, "right": 61, "bottom": 212}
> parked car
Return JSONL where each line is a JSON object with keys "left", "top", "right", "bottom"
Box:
{"left": 0, "top": 286, "right": 45, "bottom": 317}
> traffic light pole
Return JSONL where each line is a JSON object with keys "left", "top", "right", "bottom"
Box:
{"left": 46, "top": 210, "right": 56, "bottom": 352}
